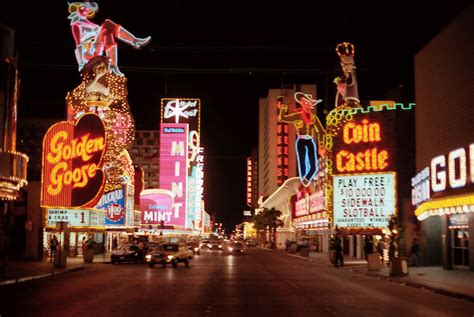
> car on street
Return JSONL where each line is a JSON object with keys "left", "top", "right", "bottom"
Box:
{"left": 111, "top": 244, "right": 141, "bottom": 264}
{"left": 145, "top": 243, "right": 193, "bottom": 268}
{"left": 245, "top": 240, "right": 257, "bottom": 247}
{"left": 186, "top": 241, "right": 201, "bottom": 255}
{"left": 210, "top": 240, "right": 223, "bottom": 251}
{"left": 225, "top": 242, "right": 245, "bottom": 254}
{"left": 200, "top": 240, "right": 211, "bottom": 249}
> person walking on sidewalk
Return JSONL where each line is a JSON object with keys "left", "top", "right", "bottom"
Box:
{"left": 334, "top": 237, "right": 344, "bottom": 268}
{"left": 409, "top": 238, "right": 421, "bottom": 267}
{"left": 50, "top": 235, "right": 59, "bottom": 262}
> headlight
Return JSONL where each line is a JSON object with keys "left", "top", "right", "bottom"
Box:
{"left": 167, "top": 255, "right": 174, "bottom": 260}
{"left": 229, "top": 247, "right": 233, "bottom": 252}
{"left": 145, "top": 254, "right": 152, "bottom": 260}
{"left": 218, "top": 245, "right": 222, "bottom": 249}
{"left": 194, "top": 247, "right": 199, "bottom": 251}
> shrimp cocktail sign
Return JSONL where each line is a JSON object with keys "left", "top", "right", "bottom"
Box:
{"left": 41, "top": 114, "right": 107, "bottom": 208}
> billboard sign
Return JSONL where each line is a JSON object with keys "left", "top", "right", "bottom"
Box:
{"left": 159, "top": 123, "right": 188, "bottom": 227}
{"left": 161, "top": 98, "right": 200, "bottom": 134}
{"left": 333, "top": 173, "right": 396, "bottom": 228}
{"left": 140, "top": 189, "right": 175, "bottom": 224}
{"left": 95, "top": 187, "right": 125, "bottom": 226}
{"left": 332, "top": 113, "right": 396, "bottom": 175}
{"left": 45, "top": 208, "right": 105, "bottom": 228}
{"left": 41, "top": 113, "right": 106, "bottom": 208}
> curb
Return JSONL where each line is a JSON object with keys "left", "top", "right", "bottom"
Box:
{"left": 0, "top": 266, "right": 86, "bottom": 286}
{"left": 285, "top": 252, "right": 474, "bottom": 302}
{"left": 353, "top": 269, "right": 474, "bottom": 303}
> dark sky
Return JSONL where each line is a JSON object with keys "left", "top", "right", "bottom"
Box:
{"left": 2, "top": 1, "right": 471, "bottom": 232}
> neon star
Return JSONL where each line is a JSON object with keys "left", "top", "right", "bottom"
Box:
{"left": 164, "top": 99, "right": 189, "bottom": 123}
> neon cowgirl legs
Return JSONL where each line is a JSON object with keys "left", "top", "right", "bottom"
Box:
{"left": 296, "top": 137, "right": 319, "bottom": 187}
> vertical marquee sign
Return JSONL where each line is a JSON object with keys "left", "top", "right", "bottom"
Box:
{"left": 41, "top": 113, "right": 106, "bottom": 208}
{"left": 159, "top": 123, "right": 188, "bottom": 227}
{"left": 331, "top": 108, "right": 397, "bottom": 231}
{"left": 276, "top": 114, "right": 289, "bottom": 186}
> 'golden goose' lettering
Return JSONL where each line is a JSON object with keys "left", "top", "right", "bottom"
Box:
{"left": 46, "top": 130, "right": 105, "bottom": 196}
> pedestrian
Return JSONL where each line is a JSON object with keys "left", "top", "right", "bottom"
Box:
{"left": 138, "top": 240, "right": 145, "bottom": 263}
{"left": 50, "top": 235, "right": 59, "bottom": 262}
{"left": 112, "top": 236, "right": 118, "bottom": 250}
{"left": 81, "top": 236, "right": 87, "bottom": 257}
{"left": 364, "top": 236, "right": 374, "bottom": 260}
{"left": 285, "top": 239, "right": 291, "bottom": 252}
{"left": 334, "top": 237, "right": 344, "bottom": 268}
{"left": 409, "top": 238, "right": 420, "bottom": 267}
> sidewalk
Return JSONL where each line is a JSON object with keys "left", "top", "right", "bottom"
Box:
{"left": 0, "top": 252, "right": 111, "bottom": 286}
{"left": 284, "top": 250, "right": 474, "bottom": 302}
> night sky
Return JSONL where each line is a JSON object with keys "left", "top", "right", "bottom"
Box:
{"left": 2, "top": 1, "right": 470, "bottom": 232}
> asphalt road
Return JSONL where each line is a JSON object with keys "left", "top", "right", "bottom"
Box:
{"left": 1, "top": 248, "right": 473, "bottom": 316}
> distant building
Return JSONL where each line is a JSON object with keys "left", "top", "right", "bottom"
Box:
{"left": 0, "top": 24, "right": 29, "bottom": 259}
{"left": 129, "top": 130, "right": 160, "bottom": 189}
{"left": 17, "top": 119, "right": 61, "bottom": 182}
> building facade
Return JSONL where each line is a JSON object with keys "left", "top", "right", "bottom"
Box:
{"left": 129, "top": 130, "right": 160, "bottom": 189}
{"left": 412, "top": 5, "right": 474, "bottom": 270}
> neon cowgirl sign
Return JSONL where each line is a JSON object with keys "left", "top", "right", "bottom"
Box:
{"left": 41, "top": 114, "right": 106, "bottom": 208}
{"left": 335, "top": 119, "right": 389, "bottom": 173}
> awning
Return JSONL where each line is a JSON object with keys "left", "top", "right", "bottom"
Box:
{"left": 415, "top": 192, "right": 474, "bottom": 221}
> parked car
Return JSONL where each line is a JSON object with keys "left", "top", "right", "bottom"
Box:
{"left": 111, "top": 244, "right": 141, "bottom": 264}
{"left": 145, "top": 243, "right": 193, "bottom": 268}
{"left": 186, "top": 242, "right": 201, "bottom": 255}
{"left": 226, "top": 242, "right": 245, "bottom": 254}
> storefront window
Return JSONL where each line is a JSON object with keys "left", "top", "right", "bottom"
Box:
{"left": 452, "top": 229, "right": 469, "bottom": 268}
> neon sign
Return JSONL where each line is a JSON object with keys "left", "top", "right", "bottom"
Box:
{"left": 41, "top": 114, "right": 106, "bottom": 208}
{"left": 335, "top": 118, "right": 390, "bottom": 173}
{"left": 161, "top": 98, "right": 201, "bottom": 133}
{"left": 95, "top": 187, "right": 125, "bottom": 225}
{"left": 276, "top": 114, "right": 289, "bottom": 185}
{"left": 140, "top": 189, "right": 175, "bottom": 224}
{"left": 412, "top": 143, "right": 474, "bottom": 207}
{"left": 158, "top": 123, "right": 188, "bottom": 227}
{"left": 247, "top": 157, "right": 253, "bottom": 207}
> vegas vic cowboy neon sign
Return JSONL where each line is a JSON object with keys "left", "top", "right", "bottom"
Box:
{"left": 278, "top": 93, "right": 326, "bottom": 187}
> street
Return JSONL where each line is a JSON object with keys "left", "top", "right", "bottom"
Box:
{"left": 1, "top": 248, "right": 473, "bottom": 316}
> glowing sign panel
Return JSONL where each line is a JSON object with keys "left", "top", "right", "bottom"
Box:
{"left": 41, "top": 114, "right": 106, "bottom": 208}
{"left": 332, "top": 114, "right": 395, "bottom": 175}
{"left": 95, "top": 187, "right": 125, "bottom": 225}
{"left": 412, "top": 143, "right": 474, "bottom": 206}
{"left": 159, "top": 123, "right": 188, "bottom": 227}
{"left": 45, "top": 208, "right": 105, "bottom": 228}
{"left": 161, "top": 98, "right": 200, "bottom": 133}
{"left": 140, "top": 189, "right": 175, "bottom": 224}
{"left": 333, "top": 173, "right": 396, "bottom": 228}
